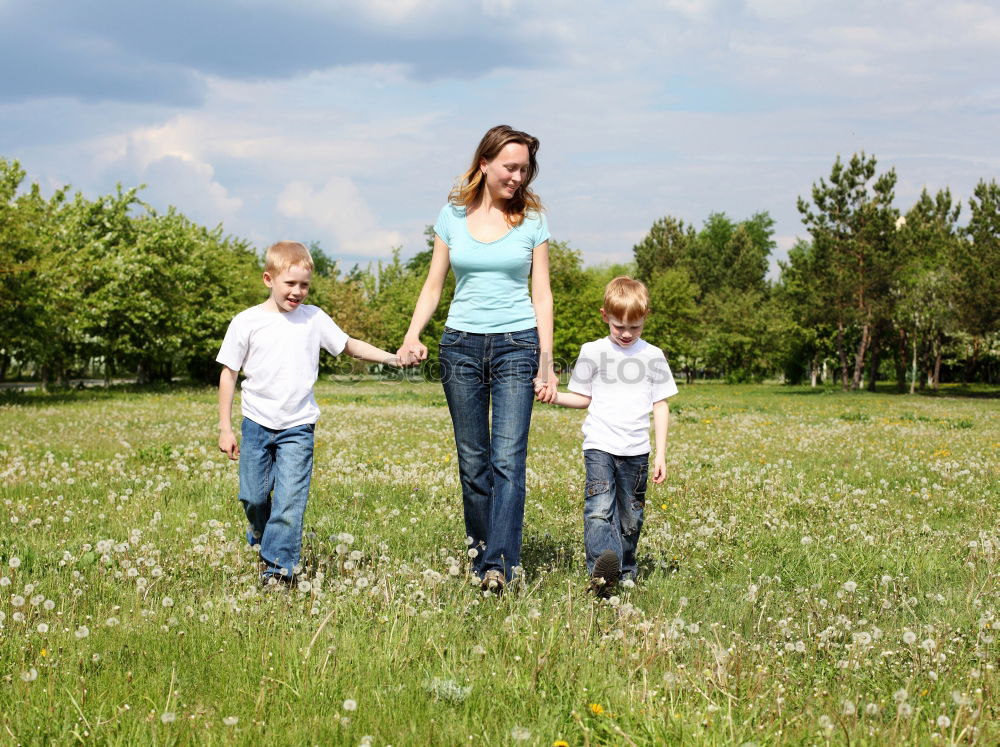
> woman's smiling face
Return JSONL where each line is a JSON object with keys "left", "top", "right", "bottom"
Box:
{"left": 480, "top": 141, "right": 531, "bottom": 202}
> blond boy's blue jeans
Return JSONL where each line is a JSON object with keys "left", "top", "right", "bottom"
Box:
{"left": 238, "top": 418, "right": 314, "bottom": 581}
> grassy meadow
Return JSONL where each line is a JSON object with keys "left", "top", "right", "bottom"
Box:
{"left": 1, "top": 379, "right": 997, "bottom": 745}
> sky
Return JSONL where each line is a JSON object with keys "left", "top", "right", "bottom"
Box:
{"left": 2, "top": 0, "right": 998, "bottom": 276}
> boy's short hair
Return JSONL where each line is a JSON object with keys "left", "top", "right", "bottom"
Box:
{"left": 603, "top": 276, "right": 650, "bottom": 322}
{"left": 264, "top": 241, "right": 314, "bottom": 275}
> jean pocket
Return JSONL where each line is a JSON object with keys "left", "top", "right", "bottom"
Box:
{"left": 440, "top": 328, "right": 464, "bottom": 347}
{"left": 506, "top": 328, "right": 539, "bottom": 349}
{"left": 585, "top": 480, "right": 610, "bottom": 498}
{"left": 632, "top": 465, "right": 648, "bottom": 505}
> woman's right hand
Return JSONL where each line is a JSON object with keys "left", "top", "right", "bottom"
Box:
{"left": 396, "top": 339, "right": 428, "bottom": 367}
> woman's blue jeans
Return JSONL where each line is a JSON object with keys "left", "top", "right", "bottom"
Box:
{"left": 439, "top": 327, "right": 539, "bottom": 582}
{"left": 238, "top": 418, "right": 315, "bottom": 581}
{"left": 583, "top": 449, "right": 648, "bottom": 579}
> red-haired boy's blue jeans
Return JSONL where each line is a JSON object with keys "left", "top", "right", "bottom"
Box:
{"left": 583, "top": 449, "right": 648, "bottom": 580}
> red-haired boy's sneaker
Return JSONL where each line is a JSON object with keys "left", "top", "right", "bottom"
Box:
{"left": 481, "top": 569, "right": 505, "bottom": 595}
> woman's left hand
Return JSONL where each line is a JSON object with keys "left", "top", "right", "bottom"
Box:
{"left": 533, "top": 364, "right": 558, "bottom": 404}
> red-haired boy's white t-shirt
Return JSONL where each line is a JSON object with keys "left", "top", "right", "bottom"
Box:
{"left": 216, "top": 304, "right": 348, "bottom": 429}
{"left": 568, "top": 337, "right": 678, "bottom": 456}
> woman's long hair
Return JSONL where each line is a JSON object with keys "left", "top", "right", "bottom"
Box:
{"left": 448, "top": 125, "right": 543, "bottom": 227}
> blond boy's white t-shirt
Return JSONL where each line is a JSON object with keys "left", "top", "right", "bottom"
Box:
{"left": 568, "top": 337, "right": 678, "bottom": 456}
{"left": 216, "top": 304, "right": 348, "bottom": 429}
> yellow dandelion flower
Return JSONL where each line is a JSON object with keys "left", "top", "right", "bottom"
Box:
{"left": 589, "top": 703, "right": 604, "bottom": 716}
{"left": 553, "top": 741, "right": 570, "bottom": 747}
{"left": 40, "top": 649, "right": 47, "bottom": 657}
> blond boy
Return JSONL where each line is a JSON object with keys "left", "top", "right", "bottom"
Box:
{"left": 217, "top": 241, "right": 397, "bottom": 587}
{"left": 538, "top": 276, "right": 677, "bottom": 596}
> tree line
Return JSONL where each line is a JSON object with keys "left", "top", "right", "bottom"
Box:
{"left": 1, "top": 154, "right": 997, "bottom": 390}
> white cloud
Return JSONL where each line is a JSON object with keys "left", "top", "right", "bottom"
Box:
{"left": 277, "top": 176, "right": 402, "bottom": 256}
{"left": 3, "top": 0, "right": 998, "bottom": 272}
{"left": 744, "top": 0, "right": 822, "bottom": 20}
{"left": 481, "top": 0, "right": 517, "bottom": 18}
{"left": 141, "top": 155, "right": 242, "bottom": 224}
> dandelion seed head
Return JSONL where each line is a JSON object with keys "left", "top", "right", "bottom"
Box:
{"left": 343, "top": 699, "right": 357, "bottom": 712}
{"left": 222, "top": 716, "right": 238, "bottom": 726}
{"left": 160, "top": 712, "right": 176, "bottom": 724}
{"left": 511, "top": 726, "right": 531, "bottom": 741}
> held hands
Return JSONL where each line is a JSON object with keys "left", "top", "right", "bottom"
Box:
{"left": 533, "top": 363, "right": 558, "bottom": 404}
{"left": 396, "top": 339, "right": 427, "bottom": 368}
{"left": 652, "top": 456, "right": 667, "bottom": 484}
{"left": 219, "top": 431, "right": 239, "bottom": 461}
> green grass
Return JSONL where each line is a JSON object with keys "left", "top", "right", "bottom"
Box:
{"left": 1, "top": 381, "right": 997, "bottom": 745}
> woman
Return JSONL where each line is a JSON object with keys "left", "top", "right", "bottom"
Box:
{"left": 397, "top": 125, "right": 557, "bottom": 592}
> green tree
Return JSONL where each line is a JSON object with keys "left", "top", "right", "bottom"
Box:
{"left": 548, "top": 239, "right": 592, "bottom": 366}
{"left": 643, "top": 267, "right": 699, "bottom": 377}
{"left": 0, "top": 159, "right": 68, "bottom": 382}
{"left": 173, "top": 218, "right": 262, "bottom": 384}
{"left": 953, "top": 180, "right": 1000, "bottom": 379}
{"left": 632, "top": 216, "right": 695, "bottom": 283}
{"left": 774, "top": 239, "right": 838, "bottom": 386}
{"left": 797, "top": 153, "right": 899, "bottom": 390}
{"left": 891, "top": 188, "right": 962, "bottom": 391}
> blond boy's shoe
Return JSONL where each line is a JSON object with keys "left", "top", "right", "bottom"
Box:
{"left": 481, "top": 569, "right": 505, "bottom": 595}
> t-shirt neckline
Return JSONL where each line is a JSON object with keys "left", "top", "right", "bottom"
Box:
{"left": 607, "top": 336, "right": 647, "bottom": 355}
{"left": 463, "top": 211, "right": 516, "bottom": 245}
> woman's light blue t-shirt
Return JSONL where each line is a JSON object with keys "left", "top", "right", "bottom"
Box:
{"left": 434, "top": 203, "right": 550, "bottom": 333}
